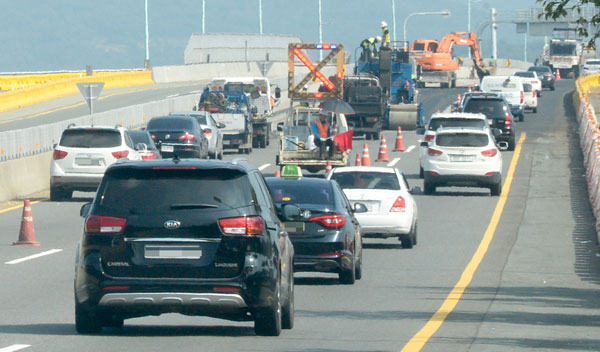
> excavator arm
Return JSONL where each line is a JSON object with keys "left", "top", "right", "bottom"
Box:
{"left": 437, "top": 32, "right": 489, "bottom": 79}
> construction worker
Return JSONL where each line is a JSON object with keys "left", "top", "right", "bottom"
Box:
{"left": 312, "top": 110, "right": 334, "bottom": 159}
{"left": 381, "top": 21, "right": 391, "bottom": 49}
{"left": 360, "top": 36, "right": 381, "bottom": 61}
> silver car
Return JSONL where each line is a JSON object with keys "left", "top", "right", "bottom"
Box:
{"left": 170, "top": 111, "right": 225, "bottom": 159}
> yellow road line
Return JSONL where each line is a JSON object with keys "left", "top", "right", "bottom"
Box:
{"left": 401, "top": 132, "right": 527, "bottom": 352}
{"left": 0, "top": 200, "right": 43, "bottom": 215}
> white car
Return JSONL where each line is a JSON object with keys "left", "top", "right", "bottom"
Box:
{"left": 170, "top": 111, "right": 225, "bottom": 159}
{"left": 582, "top": 59, "right": 600, "bottom": 75}
{"left": 422, "top": 127, "right": 503, "bottom": 196}
{"left": 417, "top": 112, "right": 489, "bottom": 178}
{"left": 327, "top": 166, "right": 418, "bottom": 248}
{"left": 50, "top": 126, "right": 141, "bottom": 201}
{"left": 522, "top": 83, "right": 538, "bottom": 113}
{"left": 513, "top": 71, "right": 542, "bottom": 98}
{"left": 480, "top": 75, "right": 525, "bottom": 121}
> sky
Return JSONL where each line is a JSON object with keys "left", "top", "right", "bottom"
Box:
{"left": 0, "top": 0, "right": 553, "bottom": 72}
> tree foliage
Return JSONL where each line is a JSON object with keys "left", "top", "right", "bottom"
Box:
{"left": 537, "top": 0, "right": 600, "bottom": 48}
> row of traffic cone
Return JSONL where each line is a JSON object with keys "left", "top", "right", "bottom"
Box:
{"left": 354, "top": 126, "right": 406, "bottom": 166}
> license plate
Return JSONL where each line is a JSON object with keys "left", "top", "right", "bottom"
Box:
{"left": 144, "top": 245, "right": 202, "bottom": 259}
{"left": 75, "top": 158, "right": 101, "bottom": 166}
{"left": 450, "top": 155, "right": 475, "bottom": 162}
{"left": 161, "top": 145, "right": 174, "bottom": 152}
{"left": 223, "top": 140, "right": 231, "bottom": 145}
{"left": 284, "top": 222, "right": 305, "bottom": 233}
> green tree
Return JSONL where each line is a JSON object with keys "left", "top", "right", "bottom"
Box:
{"left": 537, "top": 0, "right": 600, "bottom": 48}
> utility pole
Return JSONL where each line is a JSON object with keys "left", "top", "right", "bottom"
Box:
{"left": 202, "top": 0, "right": 206, "bottom": 34}
{"left": 392, "top": 0, "right": 396, "bottom": 43}
{"left": 144, "top": 0, "right": 150, "bottom": 68}
{"left": 259, "top": 0, "right": 263, "bottom": 34}
{"left": 491, "top": 8, "right": 497, "bottom": 59}
{"left": 467, "top": 0, "right": 471, "bottom": 58}
{"left": 319, "top": 0, "right": 323, "bottom": 60}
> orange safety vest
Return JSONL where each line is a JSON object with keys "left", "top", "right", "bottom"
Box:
{"left": 315, "top": 120, "right": 330, "bottom": 138}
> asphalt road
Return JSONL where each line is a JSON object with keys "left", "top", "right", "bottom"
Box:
{"left": 1, "top": 80, "right": 599, "bottom": 351}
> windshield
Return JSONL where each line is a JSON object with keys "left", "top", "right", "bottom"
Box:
{"left": 331, "top": 172, "right": 401, "bottom": 190}
{"left": 428, "top": 118, "right": 487, "bottom": 131}
{"left": 436, "top": 133, "right": 489, "bottom": 147}
{"left": 59, "top": 129, "right": 121, "bottom": 148}
{"left": 463, "top": 100, "right": 509, "bottom": 119}
{"left": 550, "top": 43, "right": 576, "bottom": 56}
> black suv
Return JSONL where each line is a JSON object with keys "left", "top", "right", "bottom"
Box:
{"left": 462, "top": 93, "right": 516, "bottom": 151}
{"left": 74, "top": 159, "right": 295, "bottom": 336}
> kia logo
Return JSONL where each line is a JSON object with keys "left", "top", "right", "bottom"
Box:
{"left": 164, "top": 220, "right": 181, "bottom": 229}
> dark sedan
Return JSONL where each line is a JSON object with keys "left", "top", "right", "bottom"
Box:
{"left": 128, "top": 130, "right": 161, "bottom": 160}
{"left": 146, "top": 116, "right": 209, "bottom": 159}
{"left": 265, "top": 177, "right": 367, "bottom": 284}
{"left": 528, "top": 66, "right": 555, "bottom": 91}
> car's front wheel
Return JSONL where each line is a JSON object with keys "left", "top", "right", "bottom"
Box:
{"left": 75, "top": 302, "right": 102, "bottom": 334}
{"left": 281, "top": 274, "right": 294, "bottom": 330}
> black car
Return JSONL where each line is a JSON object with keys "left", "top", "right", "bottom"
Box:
{"left": 265, "top": 177, "right": 367, "bottom": 284}
{"left": 462, "top": 93, "right": 516, "bottom": 151}
{"left": 75, "top": 159, "right": 295, "bottom": 336}
{"left": 128, "top": 130, "right": 161, "bottom": 160}
{"left": 528, "top": 66, "right": 555, "bottom": 91}
{"left": 146, "top": 115, "right": 209, "bottom": 159}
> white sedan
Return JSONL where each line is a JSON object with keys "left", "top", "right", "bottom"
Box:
{"left": 327, "top": 166, "right": 418, "bottom": 248}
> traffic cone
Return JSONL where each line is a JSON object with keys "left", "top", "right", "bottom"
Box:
{"left": 275, "top": 169, "right": 281, "bottom": 177}
{"left": 456, "top": 93, "right": 461, "bottom": 103}
{"left": 436, "top": 109, "right": 441, "bottom": 113}
{"left": 393, "top": 126, "right": 406, "bottom": 152}
{"left": 556, "top": 69, "right": 561, "bottom": 81}
{"left": 13, "top": 200, "right": 40, "bottom": 246}
{"left": 376, "top": 135, "right": 390, "bottom": 162}
{"left": 468, "top": 86, "right": 472, "bottom": 93}
{"left": 361, "top": 144, "right": 371, "bottom": 166}
{"left": 355, "top": 153, "right": 362, "bottom": 166}
{"left": 325, "top": 161, "right": 332, "bottom": 174}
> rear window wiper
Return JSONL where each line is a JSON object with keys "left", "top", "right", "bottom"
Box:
{"left": 170, "top": 203, "right": 218, "bottom": 209}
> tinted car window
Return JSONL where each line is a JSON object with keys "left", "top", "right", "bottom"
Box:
{"left": 59, "top": 129, "right": 121, "bottom": 148}
{"left": 331, "top": 172, "right": 401, "bottom": 190}
{"left": 267, "top": 181, "right": 334, "bottom": 208}
{"left": 129, "top": 131, "right": 152, "bottom": 145}
{"left": 436, "top": 133, "right": 489, "bottom": 147}
{"left": 529, "top": 66, "right": 551, "bottom": 74}
{"left": 96, "top": 168, "right": 253, "bottom": 214}
{"left": 428, "top": 118, "right": 486, "bottom": 131}
{"left": 523, "top": 83, "right": 532, "bottom": 92}
{"left": 463, "top": 99, "right": 508, "bottom": 119}
{"left": 514, "top": 72, "right": 534, "bottom": 78}
{"left": 147, "top": 117, "right": 195, "bottom": 130}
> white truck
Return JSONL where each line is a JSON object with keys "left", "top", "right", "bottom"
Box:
{"left": 542, "top": 28, "right": 584, "bottom": 78}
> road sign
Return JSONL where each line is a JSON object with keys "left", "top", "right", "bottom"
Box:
{"left": 77, "top": 82, "right": 104, "bottom": 115}
{"left": 288, "top": 43, "right": 345, "bottom": 100}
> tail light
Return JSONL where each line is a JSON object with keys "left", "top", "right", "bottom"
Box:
{"left": 390, "top": 196, "right": 406, "bottom": 212}
{"left": 178, "top": 132, "right": 197, "bottom": 142}
{"left": 424, "top": 134, "right": 435, "bottom": 142}
{"left": 505, "top": 113, "right": 512, "bottom": 127}
{"left": 85, "top": 215, "right": 127, "bottom": 234}
{"left": 532, "top": 80, "right": 539, "bottom": 84}
{"left": 112, "top": 150, "right": 129, "bottom": 159}
{"left": 218, "top": 216, "right": 265, "bottom": 236}
{"left": 310, "top": 213, "right": 346, "bottom": 229}
{"left": 481, "top": 148, "right": 498, "bottom": 157}
{"left": 150, "top": 134, "right": 157, "bottom": 141}
{"left": 203, "top": 129, "right": 212, "bottom": 138}
{"left": 317, "top": 252, "right": 343, "bottom": 257}
{"left": 428, "top": 148, "right": 443, "bottom": 156}
{"left": 139, "top": 150, "right": 158, "bottom": 160}
{"left": 520, "top": 91, "right": 524, "bottom": 104}
{"left": 532, "top": 90, "right": 536, "bottom": 98}
{"left": 53, "top": 150, "right": 68, "bottom": 160}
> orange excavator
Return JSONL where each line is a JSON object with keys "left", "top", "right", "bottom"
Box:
{"left": 411, "top": 32, "right": 489, "bottom": 88}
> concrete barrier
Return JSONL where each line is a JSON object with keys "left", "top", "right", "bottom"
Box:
{"left": 0, "top": 152, "right": 51, "bottom": 202}
{"left": 152, "top": 62, "right": 290, "bottom": 84}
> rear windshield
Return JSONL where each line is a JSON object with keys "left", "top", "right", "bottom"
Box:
{"left": 331, "top": 172, "right": 400, "bottom": 190}
{"left": 529, "top": 66, "right": 551, "bottom": 74}
{"left": 129, "top": 131, "right": 151, "bottom": 145}
{"left": 147, "top": 117, "right": 194, "bottom": 131}
{"left": 59, "top": 129, "right": 121, "bottom": 148}
{"left": 586, "top": 60, "right": 600, "bottom": 65}
{"left": 514, "top": 72, "right": 534, "bottom": 78}
{"left": 523, "top": 84, "right": 532, "bottom": 92}
{"left": 428, "top": 118, "right": 486, "bottom": 131}
{"left": 436, "top": 133, "right": 489, "bottom": 147}
{"left": 266, "top": 181, "right": 334, "bottom": 208}
{"left": 463, "top": 99, "right": 508, "bottom": 119}
{"left": 96, "top": 169, "right": 253, "bottom": 214}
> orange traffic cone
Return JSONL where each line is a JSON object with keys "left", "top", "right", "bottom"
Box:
{"left": 468, "top": 86, "right": 472, "bottom": 93}
{"left": 556, "top": 69, "right": 561, "bottom": 81}
{"left": 436, "top": 109, "right": 441, "bottom": 113}
{"left": 361, "top": 144, "right": 371, "bottom": 166}
{"left": 456, "top": 93, "right": 461, "bottom": 103}
{"left": 355, "top": 153, "right": 362, "bottom": 166}
{"left": 275, "top": 169, "right": 281, "bottom": 177}
{"left": 325, "top": 161, "right": 332, "bottom": 174}
{"left": 13, "top": 199, "right": 40, "bottom": 246}
{"left": 393, "top": 126, "right": 406, "bottom": 152}
{"left": 376, "top": 135, "right": 390, "bottom": 162}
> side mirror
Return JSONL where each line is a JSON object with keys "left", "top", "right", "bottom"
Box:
{"left": 135, "top": 143, "right": 148, "bottom": 151}
{"left": 416, "top": 127, "right": 425, "bottom": 135}
{"left": 80, "top": 203, "right": 92, "bottom": 218}
{"left": 277, "top": 122, "right": 284, "bottom": 132}
{"left": 352, "top": 202, "right": 368, "bottom": 213}
{"left": 217, "top": 122, "right": 226, "bottom": 129}
{"left": 420, "top": 141, "right": 429, "bottom": 147}
{"left": 275, "top": 87, "right": 281, "bottom": 99}
{"left": 281, "top": 204, "right": 301, "bottom": 221}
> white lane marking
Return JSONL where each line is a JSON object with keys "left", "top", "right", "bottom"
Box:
{"left": 189, "top": 90, "right": 204, "bottom": 94}
{"left": 387, "top": 157, "right": 401, "bottom": 167}
{"left": 0, "top": 345, "right": 31, "bottom": 352}
{"left": 5, "top": 249, "right": 63, "bottom": 265}
{"left": 166, "top": 94, "right": 180, "bottom": 99}
{"left": 258, "top": 163, "right": 271, "bottom": 171}
{"left": 405, "top": 145, "right": 415, "bottom": 153}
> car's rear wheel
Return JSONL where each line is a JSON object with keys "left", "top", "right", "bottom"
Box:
{"left": 490, "top": 182, "right": 502, "bottom": 196}
{"left": 355, "top": 248, "right": 363, "bottom": 280}
{"left": 419, "top": 166, "right": 424, "bottom": 179}
{"left": 507, "top": 138, "right": 516, "bottom": 151}
{"left": 339, "top": 255, "right": 356, "bottom": 285}
{"left": 533, "top": 107, "right": 537, "bottom": 113}
{"left": 75, "top": 303, "right": 102, "bottom": 334}
{"left": 281, "top": 274, "right": 294, "bottom": 330}
{"left": 411, "top": 223, "right": 418, "bottom": 245}
{"left": 50, "top": 186, "right": 64, "bottom": 201}
{"left": 372, "top": 132, "right": 380, "bottom": 140}
{"left": 400, "top": 233, "right": 414, "bottom": 249}
{"left": 254, "top": 283, "right": 282, "bottom": 336}
{"left": 423, "top": 181, "right": 435, "bottom": 195}
{"left": 366, "top": 133, "right": 372, "bottom": 140}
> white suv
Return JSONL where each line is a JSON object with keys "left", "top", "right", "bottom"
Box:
{"left": 50, "top": 126, "right": 141, "bottom": 200}
{"left": 421, "top": 127, "right": 502, "bottom": 196}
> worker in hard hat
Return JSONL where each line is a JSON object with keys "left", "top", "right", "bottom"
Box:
{"left": 381, "top": 21, "right": 391, "bottom": 49}
{"left": 360, "top": 36, "right": 381, "bottom": 61}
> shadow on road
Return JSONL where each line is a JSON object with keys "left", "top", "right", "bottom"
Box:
{"left": 362, "top": 242, "right": 403, "bottom": 250}
{"left": 294, "top": 276, "right": 340, "bottom": 286}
